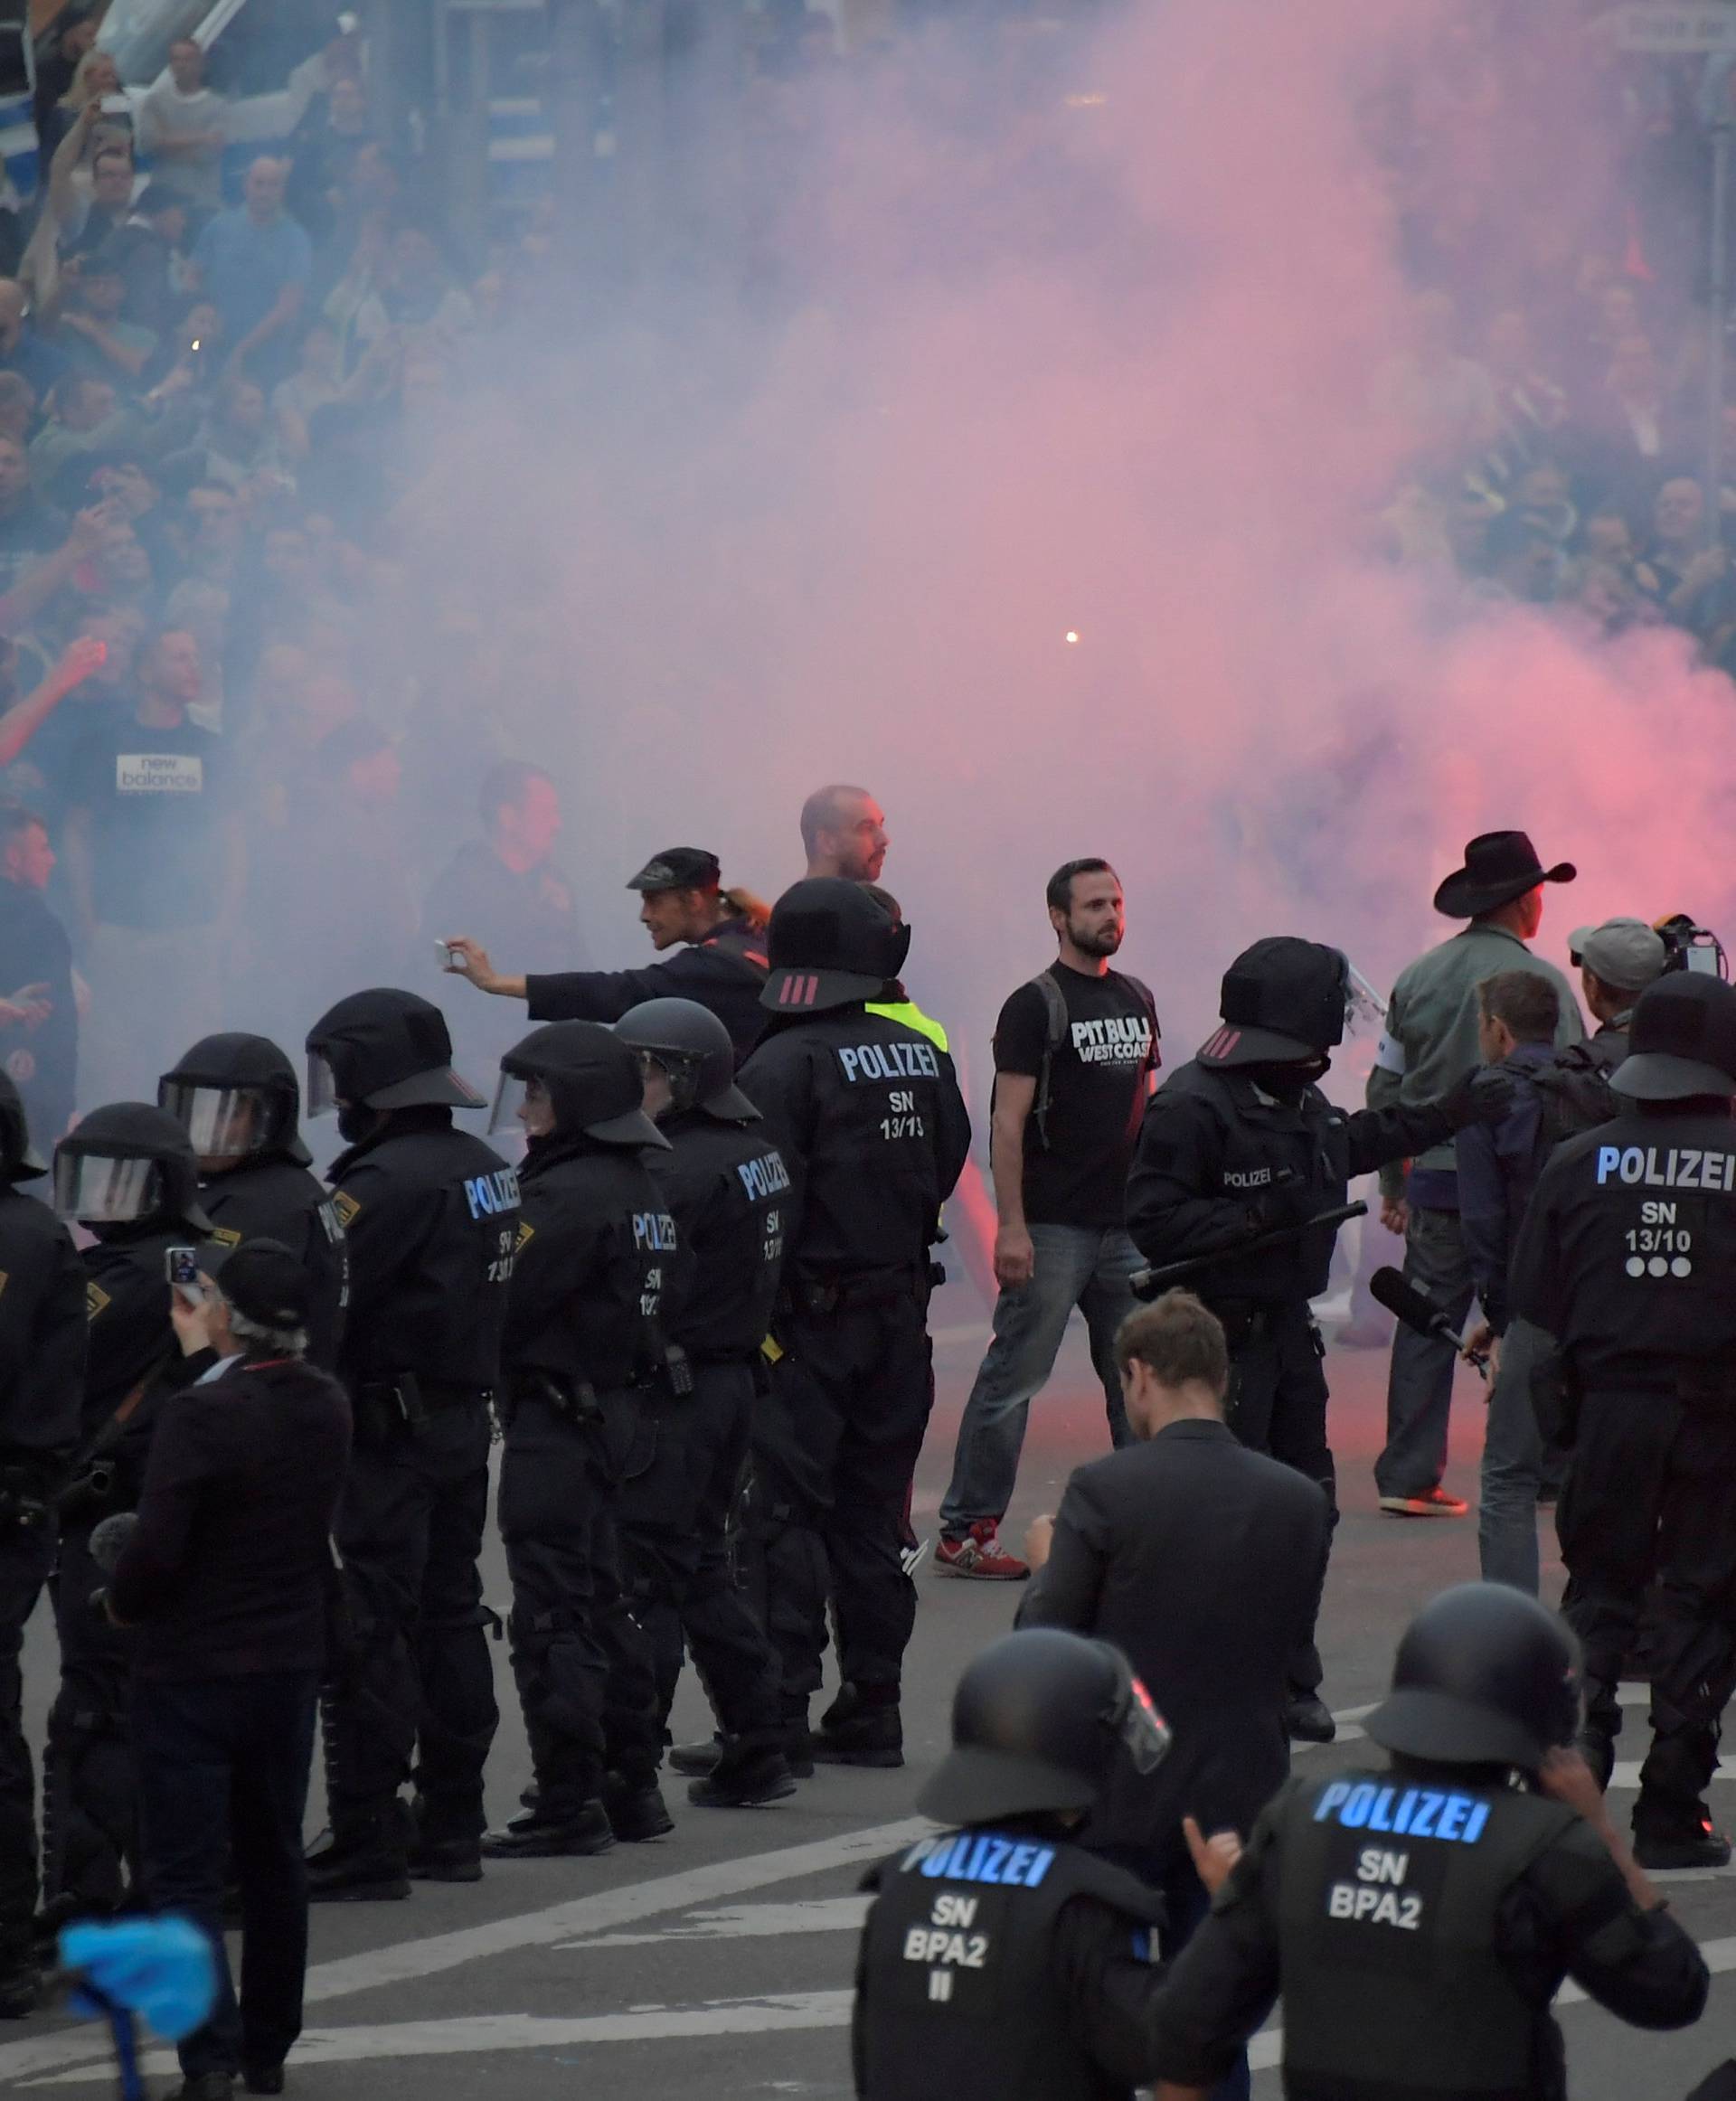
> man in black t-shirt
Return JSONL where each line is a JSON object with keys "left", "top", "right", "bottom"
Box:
{"left": 62, "top": 627, "right": 242, "bottom": 1103}
{"left": 938, "top": 859, "right": 1158, "bottom": 1579}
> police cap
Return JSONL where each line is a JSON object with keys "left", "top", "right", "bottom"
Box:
{"left": 918, "top": 1628, "right": 1169, "bottom": 1826}
{"left": 1198, "top": 937, "right": 1348, "bottom": 1069}
{"left": 1610, "top": 974, "right": 1736, "bottom": 1102}
{"left": 626, "top": 848, "right": 721, "bottom": 895}
{"left": 761, "top": 877, "right": 911, "bottom": 1016}
{"left": 0, "top": 1069, "right": 44, "bottom": 1182}
{"left": 159, "top": 1032, "right": 311, "bottom": 1166}
{"left": 1365, "top": 1583, "right": 1580, "bottom": 1776}
{"left": 53, "top": 1102, "right": 213, "bottom": 1232}
{"left": 306, "top": 989, "right": 486, "bottom": 1115}
{"left": 498, "top": 1021, "right": 670, "bottom": 1150}
{"left": 614, "top": 998, "right": 759, "bottom": 1123}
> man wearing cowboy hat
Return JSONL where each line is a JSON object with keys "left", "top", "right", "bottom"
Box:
{"left": 1368, "top": 832, "right": 1583, "bottom": 1519}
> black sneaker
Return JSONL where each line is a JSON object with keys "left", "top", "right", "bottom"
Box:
{"left": 241, "top": 2066, "right": 285, "bottom": 2096}
{"left": 813, "top": 1686, "right": 902, "bottom": 1769}
{"left": 305, "top": 1824, "right": 410, "bottom": 1903}
{"left": 1633, "top": 1813, "right": 1732, "bottom": 1871}
{"left": 604, "top": 1777, "right": 675, "bottom": 1841}
{"left": 1284, "top": 1693, "right": 1336, "bottom": 1745}
{"left": 408, "top": 1834, "right": 483, "bottom": 1884}
{"left": 482, "top": 1800, "right": 615, "bottom": 1859}
{"left": 688, "top": 1744, "right": 798, "bottom": 1808}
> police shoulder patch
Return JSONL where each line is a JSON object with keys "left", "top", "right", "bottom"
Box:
{"left": 514, "top": 1220, "right": 535, "bottom": 1251}
{"left": 333, "top": 1191, "right": 362, "bottom": 1230}
{"left": 86, "top": 1280, "right": 111, "bottom": 1320}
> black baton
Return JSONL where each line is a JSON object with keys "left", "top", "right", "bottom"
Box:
{"left": 1130, "top": 1201, "right": 1368, "bottom": 1301}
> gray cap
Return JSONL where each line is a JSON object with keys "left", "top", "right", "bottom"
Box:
{"left": 1569, "top": 919, "right": 1668, "bottom": 995}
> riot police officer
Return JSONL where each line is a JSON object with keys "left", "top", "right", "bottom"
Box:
{"left": 0, "top": 1074, "right": 85, "bottom": 2011}
{"left": 1511, "top": 972, "right": 1736, "bottom": 1870}
{"left": 44, "top": 1103, "right": 212, "bottom": 1923}
{"left": 483, "top": 1021, "right": 671, "bottom": 1858}
{"left": 613, "top": 998, "right": 796, "bottom": 1810}
{"left": 442, "top": 846, "right": 770, "bottom": 1063}
{"left": 303, "top": 989, "right": 518, "bottom": 1898}
{"left": 1150, "top": 1585, "right": 1709, "bottom": 2101}
{"left": 854, "top": 1626, "right": 1237, "bottom": 2101}
{"left": 158, "top": 1033, "right": 348, "bottom": 1370}
{"left": 738, "top": 880, "right": 971, "bottom": 1767}
{"left": 1126, "top": 937, "right": 1509, "bottom": 1742}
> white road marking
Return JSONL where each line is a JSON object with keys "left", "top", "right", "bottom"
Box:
{"left": 24, "top": 1994, "right": 860, "bottom": 2083}
{"left": 557, "top": 1897, "right": 871, "bottom": 1950}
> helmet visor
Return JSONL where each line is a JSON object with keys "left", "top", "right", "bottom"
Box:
{"left": 635, "top": 1044, "right": 703, "bottom": 1115}
{"left": 488, "top": 1072, "right": 529, "bottom": 1135}
{"left": 53, "top": 1153, "right": 161, "bottom": 1223}
{"left": 1119, "top": 1672, "right": 1172, "bottom": 1776}
{"left": 159, "top": 1082, "right": 269, "bottom": 1160}
{"left": 306, "top": 1051, "right": 340, "bottom": 1118}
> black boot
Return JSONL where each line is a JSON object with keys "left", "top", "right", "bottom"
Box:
{"left": 671, "top": 1719, "right": 814, "bottom": 1780}
{"left": 1283, "top": 1692, "right": 1336, "bottom": 1745}
{"left": 1633, "top": 1795, "right": 1732, "bottom": 1871}
{"left": 482, "top": 1799, "right": 614, "bottom": 1859}
{"left": 813, "top": 1683, "right": 902, "bottom": 1768}
{"left": 306, "top": 1805, "right": 411, "bottom": 1902}
{"left": 668, "top": 1739, "right": 719, "bottom": 1777}
{"left": 409, "top": 1796, "right": 483, "bottom": 1883}
{"left": 603, "top": 1773, "right": 675, "bottom": 1841}
{"left": 687, "top": 1738, "right": 797, "bottom": 1809}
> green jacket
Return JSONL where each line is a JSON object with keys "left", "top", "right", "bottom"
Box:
{"left": 1366, "top": 923, "right": 1583, "bottom": 1201}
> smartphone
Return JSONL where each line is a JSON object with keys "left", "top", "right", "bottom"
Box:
{"left": 433, "top": 938, "right": 454, "bottom": 969}
{"left": 165, "top": 1246, "right": 203, "bottom": 1299}
{"left": 337, "top": 10, "right": 360, "bottom": 32}
{"left": 99, "top": 94, "right": 131, "bottom": 116}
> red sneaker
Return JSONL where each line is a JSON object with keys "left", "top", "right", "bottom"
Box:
{"left": 1378, "top": 1487, "right": 1470, "bottom": 1518}
{"left": 935, "top": 1521, "right": 1030, "bottom": 1580}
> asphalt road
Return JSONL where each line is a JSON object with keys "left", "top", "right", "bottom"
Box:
{"left": 5, "top": 1294, "right": 1733, "bottom": 2099}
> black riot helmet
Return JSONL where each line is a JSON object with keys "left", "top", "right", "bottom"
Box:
{"left": 614, "top": 999, "right": 759, "bottom": 1123}
{"left": 0, "top": 1070, "right": 44, "bottom": 1182}
{"left": 918, "top": 1628, "right": 1171, "bottom": 1826}
{"left": 1611, "top": 973, "right": 1736, "bottom": 1103}
{"left": 1198, "top": 937, "right": 1350, "bottom": 1069}
{"left": 1365, "top": 1583, "right": 1580, "bottom": 1776}
{"left": 305, "top": 989, "right": 485, "bottom": 1116}
{"left": 53, "top": 1102, "right": 213, "bottom": 1232}
{"left": 760, "top": 877, "right": 911, "bottom": 1016}
{"left": 159, "top": 1032, "right": 312, "bottom": 1166}
{"left": 493, "top": 1021, "right": 669, "bottom": 1150}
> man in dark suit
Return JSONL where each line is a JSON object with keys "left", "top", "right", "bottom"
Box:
{"left": 1017, "top": 1288, "right": 1329, "bottom": 2101}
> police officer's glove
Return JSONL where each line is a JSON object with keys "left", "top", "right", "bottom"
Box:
{"left": 1443, "top": 1066, "right": 1516, "bottom": 1130}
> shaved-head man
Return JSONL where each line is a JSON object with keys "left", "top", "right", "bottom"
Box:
{"left": 800, "top": 784, "right": 888, "bottom": 884}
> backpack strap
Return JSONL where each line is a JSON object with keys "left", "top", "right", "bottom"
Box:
{"left": 1028, "top": 971, "right": 1070, "bottom": 1150}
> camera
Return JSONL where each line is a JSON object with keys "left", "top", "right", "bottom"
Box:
{"left": 1656, "top": 913, "right": 1728, "bottom": 981}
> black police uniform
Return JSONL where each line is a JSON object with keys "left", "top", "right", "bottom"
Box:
{"left": 47, "top": 1203, "right": 208, "bottom": 1917}
{"left": 320, "top": 1106, "right": 518, "bottom": 1862}
{"left": 740, "top": 1002, "right": 970, "bottom": 1743}
{"left": 495, "top": 1132, "right": 670, "bottom": 1832}
{"left": 854, "top": 1828, "right": 1167, "bottom": 2101}
{"left": 525, "top": 915, "right": 769, "bottom": 1066}
{"left": 200, "top": 1160, "right": 347, "bottom": 1372}
{"left": 0, "top": 1083, "right": 85, "bottom": 1994}
{"left": 625, "top": 1106, "right": 789, "bottom": 1751}
{"left": 1512, "top": 1085, "right": 1736, "bottom": 1849}
{"left": 1153, "top": 1762, "right": 1708, "bottom": 2101}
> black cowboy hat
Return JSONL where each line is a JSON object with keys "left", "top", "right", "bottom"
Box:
{"left": 1432, "top": 831, "right": 1575, "bottom": 920}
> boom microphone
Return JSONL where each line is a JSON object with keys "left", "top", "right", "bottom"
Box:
{"left": 89, "top": 1511, "right": 139, "bottom": 1573}
{"left": 1369, "top": 1267, "right": 1488, "bottom": 1379}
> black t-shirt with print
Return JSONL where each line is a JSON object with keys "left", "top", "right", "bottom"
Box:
{"left": 994, "top": 962, "right": 1159, "bottom": 1228}
{"left": 70, "top": 707, "right": 228, "bottom": 929}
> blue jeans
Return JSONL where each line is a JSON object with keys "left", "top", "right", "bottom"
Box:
{"left": 940, "top": 1223, "right": 1137, "bottom": 1535}
{"left": 1477, "top": 1317, "right": 1552, "bottom": 1594}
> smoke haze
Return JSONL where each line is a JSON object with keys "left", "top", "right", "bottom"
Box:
{"left": 392, "top": 0, "right": 1736, "bottom": 1088}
